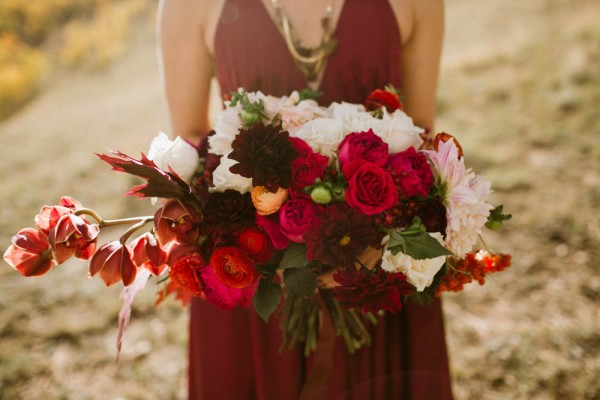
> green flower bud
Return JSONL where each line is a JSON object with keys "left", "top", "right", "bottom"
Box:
{"left": 310, "top": 185, "right": 333, "bottom": 205}
{"left": 240, "top": 109, "right": 261, "bottom": 126}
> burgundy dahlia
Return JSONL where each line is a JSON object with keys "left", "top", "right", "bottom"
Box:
{"left": 333, "top": 266, "right": 413, "bottom": 314}
{"left": 203, "top": 190, "right": 255, "bottom": 234}
{"left": 304, "top": 204, "right": 381, "bottom": 268}
{"left": 229, "top": 122, "right": 299, "bottom": 192}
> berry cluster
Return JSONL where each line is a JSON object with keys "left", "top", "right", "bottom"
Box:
{"left": 435, "top": 250, "right": 512, "bottom": 296}
{"left": 374, "top": 199, "right": 422, "bottom": 228}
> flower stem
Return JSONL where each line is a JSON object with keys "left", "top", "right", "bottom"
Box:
{"left": 478, "top": 234, "right": 493, "bottom": 254}
{"left": 119, "top": 217, "right": 154, "bottom": 244}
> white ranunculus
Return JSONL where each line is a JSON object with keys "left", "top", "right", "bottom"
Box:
{"left": 327, "top": 102, "right": 375, "bottom": 134}
{"left": 372, "top": 110, "right": 424, "bottom": 153}
{"left": 147, "top": 132, "right": 199, "bottom": 182}
{"left": 210, "top": 152, "right": 252, "bottom": 194}
{"left": 279, "top": 99, "right": 326, "bottom": 135}
{"left": 381, "top": 232, "right": 447, "bottom": 292}
{"left": 291, "top": 117, "right": 345, "bottom": 156}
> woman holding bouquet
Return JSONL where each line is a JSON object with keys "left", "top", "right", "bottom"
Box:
{"left": 158, "top": 0, "right": 451, "bottom": 398}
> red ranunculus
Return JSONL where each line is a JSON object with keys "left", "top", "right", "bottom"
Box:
{"left": 338, "top": 129, "right": 389, "bottom": 169}
{"left": 388, "top": 146, "right": 434, "bottom": 198}
{"left": 154, "top": 199, "right": 202, "bottom": 245}
{"left": 345, "top": 162, "right": 398, "bottom": 216}
{"left": 89, "top": 241, "right": 137, "bottom": 286}
{"left": 48, "top": 213, "right": 99, "bottom": 263}
{"left": 4, "top": 228, "right": 56, "bottom": 277}
{"left": 279, "top": 197, "right": 319, "bottom": 243}
{"left": 210, "top": 246, "right": 258, "bottom": 289}
{"left": 333, "top": 266, "right": 413, "bottom": 313}
{"left": 130, "top": 232, "right": 168, "bottom": 276}
{"left": 199, "top": 265, "right": 257, "bottom": 309}
{"left": 289, "top": 138, "right": 329, "bottom": 194}
{"left": 234, "top": 226, "right": 275, "bottom": 264}
{"left": 364, "top": 89, "right": 402, "bottom": 113}
{"left": 167, "top": 244, "right": 206, "bottom": 297}
{"left": 35, "top": 196, "right": 83, "bottom": 235}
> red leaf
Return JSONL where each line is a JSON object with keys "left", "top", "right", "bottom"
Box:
{"left": 96, "top": 151, "right": 194, "bottom": 200}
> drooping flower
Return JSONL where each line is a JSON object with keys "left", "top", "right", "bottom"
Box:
{"left": 210, "top": 246, "right": 258, "bottom": 289}
{"left": 381, "top": 232, "right": 447, "bottom": 292}
{"left": 233, "top": 226, "right": 275, "bottom": 264}
{"left": 333, "top": 266, "right": 413, "bottom": 313}
{"left": 130, "top": 232, "right": 168, "bottom": 276}
{"left": 154, "top": 199, "right": 203, "bottom": 245}
{"left": 425, "top": 140, "right": 493, "bottom": 256}
{"left": 229, "top": 122, "right": 299, "bottom": 192}
{"left": 48, "top": 213, "right": 99, "bottom": 263}
{"left": 4, "top": 228, "right": 56, "bottom": 277}
{"left": 304, "top": 204, "right": 381, "bottom": 267}
{"left": 388, "top": 146, "right": 434, "bottom": 198}
{"left": 35, "top": 196, "right": 83, "bottom": 235}
{"left": 89, "top": 241, "right": 137, "bottom": 286}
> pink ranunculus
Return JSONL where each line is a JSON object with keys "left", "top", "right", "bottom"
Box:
{"left": 279, "top": 197, "right": 320, "bottom": 243}
{"left": 48, "top": 213, "right": 99, "bottom": 264}
{"left": 130, "top": 232, "right": 168, "bottom": 276}
{"left": 338, "top": 129, "right": 389, "bottom": 169}
{"left": 4, "top": 228, "right": 56, "bottom": 277}
{"left": 346, "top": 162, "right": 398, "bottom": 216}
{"left": 35, "top": 196, "right": 83, "bottom": 235}
{"left": 388, "top": 146, "right": 434, "bottom": 198}
{"left": 255, "top": 213, "right": 291, "bottom": 250}
{"left": 199, "top": 263, "right": 258, "bottom": 309}
{"left": 89, "top": 241, "right": 137, "bottom": 286}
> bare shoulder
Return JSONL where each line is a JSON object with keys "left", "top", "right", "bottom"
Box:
{"left": 387, "top": 0, "right": 443, "bottom": 44}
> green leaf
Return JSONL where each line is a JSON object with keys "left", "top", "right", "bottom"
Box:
{"left": 284, "top": 268, "right": 317, "bottom": 297}
{"left": 486, "top": 205, "right": 512, "bottom": 230}
{"left": 387, "top": 231, "right": 452, "bottom": 260}
{"left": 279, "top": 243, "right": 308, "bottom": 270}
{"left": 299, "top": 88, "right": 323, "bottom": 101}
{"left": 253, "top": 279, "right": 282, "bottom": 322}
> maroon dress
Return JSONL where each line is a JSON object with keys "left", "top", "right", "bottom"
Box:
{"left": 188, "top": 0, "right": 453, "bottom": 399}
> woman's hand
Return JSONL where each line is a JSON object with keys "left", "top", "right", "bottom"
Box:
{"left": 316, "top": 246, "right": 383, "bottom": 289}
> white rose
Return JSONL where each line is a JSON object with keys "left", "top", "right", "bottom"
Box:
{"left": 291, "top": 117, "right": 345, "bottom": 156}
{"left": 209, "top": 105, "right": 243, "bottom": 156}
{"left": 372, "top": 110, "right": 424, "bottom": 153}
{"left": 210, "top": 152, "right": 253, "bottom": 194}
{"left": 381, "top": 232, "right": 447, "bottom": 292}
{"left": 147, "top": 132, "right": 199, "bottom": 182}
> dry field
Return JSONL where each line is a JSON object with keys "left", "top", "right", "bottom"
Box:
{"left": 1, "top": 0, "right": 599, "bottom": 399}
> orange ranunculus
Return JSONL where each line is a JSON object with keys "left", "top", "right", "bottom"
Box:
{"left": 4, "top": 228, "right": 56, "bottom": 277}
{"left": 251, "top": 186, "right": 288, "bottom": 216}
{"left": 89, "top": 241, "right": 137, "bottom": 286}
{"left": 209, "top": 246, "right": 258, "bottom": 289}
{"left": 166, "top": 244, "right": 205, "bottom": 297}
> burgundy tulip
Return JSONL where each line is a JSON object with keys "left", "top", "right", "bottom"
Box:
{"left": 130, "top": 232, "right": 168, "bottom": 276}
{"left": 154, "top": 199, "right": 202, "bottom": 245}
{"left": 89, "top": 241, "right": 137, "bottom": 286}
{"left": 48, "top": 214, "right": 99, "bottom": 264}
{"left": 35, "top": 196, "right": 83, "bottom": 235}
{"left": 4, "top": 228, "right": 56, "bottom": 277}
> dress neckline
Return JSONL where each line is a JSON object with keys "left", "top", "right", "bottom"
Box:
{"left": 255, "top": 0, "right": 349, "bottom": 91}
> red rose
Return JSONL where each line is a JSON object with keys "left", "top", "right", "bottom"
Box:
{"left": 4, "top": 228, "right": 56, "bottom": 277}
{"left": 364, "top": 89, "right": 402, "bottom": 113}
{"left": 345, "top": 163, "right": 398, "bottom": 216}
{"left": 234, "top": 226, "right": 275, "bottom": 264}
{"left": 388, "top": 147, "right": 434, "bottom": 198}
{"left": 338, "top": 129, "right": 389, "bottom": 169}
{"left": 279, "top": 197, "right": 320, "bottom": 243}
{"left": 290, "top": 138, "right": 329, "bottom": 195}
{"left": 167, "top": 244, "right": 206, "bottom": 297}
{"left": 210, "top": 246, "right": 258, "bottom": 289}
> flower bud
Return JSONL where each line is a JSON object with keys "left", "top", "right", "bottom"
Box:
{"left": 240, "top": 109, "right": 262, "bottom": 126}
{"left": 310, "top": 185, "right": 333, "bottom": 205}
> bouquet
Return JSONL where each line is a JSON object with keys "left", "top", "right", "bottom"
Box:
{"left": 4, "top": 87, "right": 511, "bottom": 356}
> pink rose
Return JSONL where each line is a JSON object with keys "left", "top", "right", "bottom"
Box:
{"left": 279, "top": 197, "right": 320, "bottom": 243}
{"left": 338, "top": 129, "right": 389, "bottom": 169}
{"left": 346, "top": 162, "right": 398, "bottom": 216}
{"left": 388, "top": 147, "right": 434, "bottom": 198}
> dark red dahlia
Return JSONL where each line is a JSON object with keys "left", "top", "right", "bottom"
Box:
{"left": 333, "top": 266, "right": 413, "bottom": 313}
{"left": 229, "top": 122, "right": 299, "bottom": 192}
{"left": 203, "top": 190, "right": 255, "bottom": 234}
{"left": 304, "top": 204, "right": 382, "bottom": 268}
{"left": 418, "top": 196, "right": 447, "bottom": 236}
